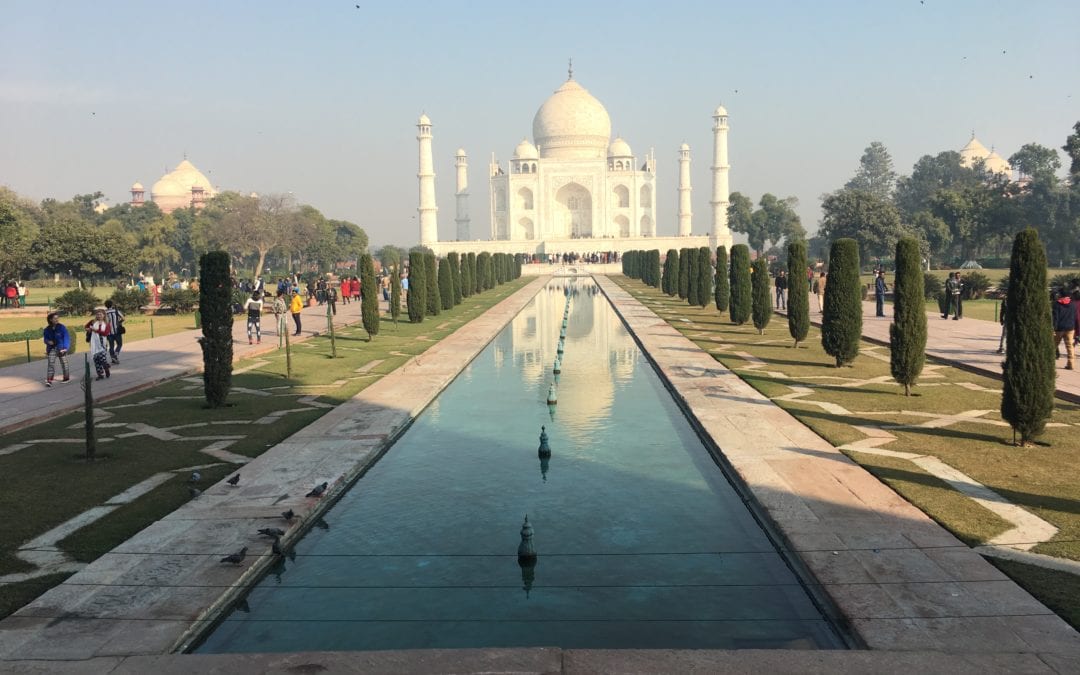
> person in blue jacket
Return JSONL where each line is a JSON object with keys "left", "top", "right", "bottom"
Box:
{"left": 43, "top": 312, "right": 71, "bottom": 386}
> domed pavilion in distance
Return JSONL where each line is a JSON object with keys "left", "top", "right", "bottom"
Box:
{"left": 420, "top": 67, "right": 733, "bottom": 257}
{"left": 129, "top": 158, "right": 217, "bottom": 213}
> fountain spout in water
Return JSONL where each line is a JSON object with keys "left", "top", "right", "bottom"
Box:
{"left": 538, "top": 425, "right": 551, "bottom": 457}
{"left": 546, "top": 383, "right": 558, "bottom": 405}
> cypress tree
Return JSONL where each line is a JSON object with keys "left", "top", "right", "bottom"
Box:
{"left": 438, "top": 256, "right": 454, "bottom": 309}
{"left": 714, "top": 246, "right": 729, "bottom": 312}
{"left": 461, "top": 252, "right": 473, "bottom": 299}
{"left": 696, "top": 247, "right": 711, "bottom": 307}
{"left": 484, "top": 253, "right": 495, "bottom": 289}
{"left": 198, "top": 251, "right": 233, "bottom": 407}
{"left": 647, "top": 250, "right": 659, "bottom": 288}
{"left": 786, "top": 241, "right": 809, "bottom": 347}
{"left": 407, "top": 251, "right": 426, "bottom": 323}
{"left": 1002, "top": 228, "right": 1055, "bottom": 445}
{"left": 360, "top": 253, "right": 379, "bottom": 338}
{"left": 678, "top": 247, "right": 691, "bottom": 299}
{"left": 390, "top": 264, "right": 401, "bottom": 323}
{"left": 424, "top": 251, "right": 440, "bottom": 316}
{"left": 751, "top": 257, "right": 772, "bottom": 334}
{"left": 729, "top": 244, "right": 752, "bottom": 325}
{"left": 889, "top": 238, "right": 926, "bottom": 395}
{"left": 468, "top": 252, "right": 479, "bottom": 294}
{"left": 686, "top": 246, "right": 699, "bottom": 305}
{"left": 448, "top": 252, "right": 462, "bottom": 305}
{"left": 821, "top": 238, "right": 862, "bottom": 367}
{"left": 663, "top": 249, "right": 679, "bottom": 296}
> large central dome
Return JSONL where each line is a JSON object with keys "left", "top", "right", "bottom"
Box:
{"left": 532, "top": 78, "right": 612, "bottom": 160}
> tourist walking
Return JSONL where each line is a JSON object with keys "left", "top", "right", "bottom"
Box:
{"left": 945, "top": 272, "right": 962, "bottom": 320}
{"left": 774, "top": 270, "right": 787, "bottom": 310}
{"left": 244, "top": 291, "right": 263, "bottom": 344}
{"left": 326, "top": 283, "right": 338, "bottom": 316}
{"left": 42, "top": 312, "right": 71, "bottom": 387}
{"left": 272, "top": 290, "right": 287, "bottom": 339}
{"left": 813, "top": 272, "right": 826, "bottom": 312}
{"left": 3, "top": 281, "right": 16, "bottom": 308}
{"left": 16, "top": 281, "right": 27, "bottom": 308}
{"left": 874, "top": 270, "right": 888, "bottom": 317}
{"left": 997, "top": 296, "right": 1007, "bottom": 354}
{"left": 85, "top": 309, "right": 112, "bottom": 380}
{"left": 290, "top": 289, "right": 304, "bottom": 336}
{"left": 1052, "top": 288, "right": 1075, "bottom": 370}
{"left": 103, "top": 299, "right": 125, "bottom": 364}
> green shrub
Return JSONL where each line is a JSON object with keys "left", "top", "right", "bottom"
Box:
{"left": 438, "top": 255, "right": 454, "bottom": 310}
{"left": 390, "top": 264, "right": 401, "bottom": 323}
{"left": 923, "top": 273, "right": 943, "bottom": 301}
{"left": 448, "top": 252, "right": 462, "bottom": 305}
{"left": 715, "top": 246, "right": 729, "bottom": 312}
{"left": 1002, "top": 228, "right": 1055, "bottom": 445}
{"left": 407, "top": 252, "right": 426, "bottom": 323}
{"left": 198, "top": 251, "right": 233, "bottom": 408}
{"left": 729, "top": 245, "right": 752, "bottom": 325}
{"left": 678, "top": 247, "right": 691, "bottom": 299}
{"left": 109, "top": 287, "right": 150, "bottom": 314}
{"left": 159, "top": 288, "right": 198, "bottom": 313}
{"left": 890, "top": 238, "right": 927, "bottom": 395}
{"left": 696, "top": 247, "right": 711, "bottom": 308}
{"left": 821, "top": 238, "right": 862, "bottom": 367}
{"left": 786, "top": 241, "right": 809, "bottom": 347}
{"left": 360, "top": 253, "right": 379, "bottom": 338}
{"left": 54, "top": 289, "right": 100, "bottom": 316}
{"left": 961, "top": 271, "right": 993, "bottom": 300}
{"left": 663, "top": 249, "right": 679, "bottom": 296}
{"left": 751, "top": 257, "right": 771, "bottom": 334}
{"left": 1049, "top": 272, "right": 1080, "bottom": 290}
{"left": 425, "top": 251, "right": 440, "bottom": 316}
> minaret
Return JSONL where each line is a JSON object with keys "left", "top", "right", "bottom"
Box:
{"left": 417, "top": 114, "right": 438, "bottom": 246}
{"left": 454, "top": 148, "right": 470, "bottom": 241}
{"left": 677, "top": 143, "right": 692, "bottom": 236}
{"left": 130, "top": 182, "right": 145, "bottom": 206}
{"left": 710, "top": 105, "right": 733, "bottom": 248}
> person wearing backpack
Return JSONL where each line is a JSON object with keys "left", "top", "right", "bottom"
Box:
{"left": 104, "top": 299, "right": 125, "bottom": 364}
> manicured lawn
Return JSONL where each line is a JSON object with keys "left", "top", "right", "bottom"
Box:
{"left": 0, "top": 315, "right": 196, "bottom": 368}
{"left": 0, "top": 278, "right": 528, "bottom": 618}
{"left": 615, "top": 277, "right": 1080, "bottom": 628}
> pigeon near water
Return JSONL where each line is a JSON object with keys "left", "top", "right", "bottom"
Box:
{"left": 258, "top": 527, "right": 285, "bottom": 538}
{"left": 220, "top": 547, "right": 247, "bottom": 565}
{"left": 281, "top": 509, "right": 295, "bottom": 521}
{"left": 305, "top": 481, "right": 329, "bottom": 498}
{"left": 189, "top": 471, "right": 201, "bottom": 483}
{"left": 227, "top": 474, "right": 240, "bottom": 486}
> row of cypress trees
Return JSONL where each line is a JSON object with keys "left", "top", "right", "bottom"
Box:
{"left": 406, "top": 250, "right": 522, "bottom": 324}
{"left": 622, "top": 249, "right": 661, "bottom": 288}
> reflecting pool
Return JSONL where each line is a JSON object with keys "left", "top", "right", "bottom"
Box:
{"left": 198, "top": 278, "right": 842, "bottom": 652}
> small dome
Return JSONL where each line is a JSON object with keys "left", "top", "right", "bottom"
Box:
{"left": 513, "top": 138, "right": 539, "bottom": 160}
{"left": 131, "top": 181, "right": 144, "bottom": 191}
{"left": 714, "top": 105, "right": 728, "bottom": 117}
{"left": 532, "top": 78, "right": 611, "bottom": 160}
{"left": 680, "top": 142, "right": 690, "bottom": 151}
{"left": 418, "top": 113, "right": 431, "bottom": 125}
{"left": 985, "top": 151, "right": 1012, "bottom": 175}
{"left": 608, "top": 137, "right": 632, "bottom": 157}
{"left": 151, "top": 176, "right": 186, "bottom": 198}
{"left": 456, "top": 147, "right": 466, "bottom": 157}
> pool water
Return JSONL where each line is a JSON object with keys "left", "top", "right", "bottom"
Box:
{"left": 197, "top": 278, "right": 842, "bottom": 652}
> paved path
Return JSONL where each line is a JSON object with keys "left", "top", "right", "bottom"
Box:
{"left": 800, "top": 301, "right": 1080, "bottom": 402}
{"left": 0, "top": 300, "right": 365, "bottom": 433}
{"left": 597, "top": 276, "right": 1080, "bottom": 659}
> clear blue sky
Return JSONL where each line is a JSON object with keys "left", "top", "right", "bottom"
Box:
{"left": 2, "top": 0, "right": 1077, "bottom": 247}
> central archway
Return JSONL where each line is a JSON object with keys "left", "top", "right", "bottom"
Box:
{"left": 554, "top": 182, "right": 592, "bottom": 238}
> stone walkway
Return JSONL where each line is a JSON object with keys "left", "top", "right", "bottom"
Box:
{"left": 0, "top": 300, "right": 365, "bottom": 433}
{"left": 595, "top": 276, "right": 1080, "bottom": 660}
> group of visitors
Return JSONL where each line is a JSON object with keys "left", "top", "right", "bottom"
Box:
{"left": 2, "top": 280, "right": 27, "bottom": 308}
{"left": 771, "top": 267, "right": 830, "bottom": 313}
{"left": 41, "top": 300, "right": 125, "bottom": 387}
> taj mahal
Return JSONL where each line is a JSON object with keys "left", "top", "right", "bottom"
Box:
{"left": 420, "top": 68, "right": 733, "bottom": 256}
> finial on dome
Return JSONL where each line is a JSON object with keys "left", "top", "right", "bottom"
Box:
{"left": 971, "top": 129, "right": 976, "bottom": 140}
{"left": 568, "top": 57, "right": 573, "bottom": 81}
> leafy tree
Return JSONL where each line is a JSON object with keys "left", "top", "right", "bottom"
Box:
{"left": 786, "top": 241, "right": 809, "bottom": 347}
{"left": 1063, "top": 121, "right": 1080, "bottom": 176}
{"left": 136, "top": 214, "right": 181, "bottom": 279}
{"left": 198, "top": 251, "right": 233, "bottom": 408}
{"left": 390, "top": 264, "right": 401, "bottom": 323}
{"left": 819, "top": 189, "right": 904, "bottom": 263}
{"left": 751, "top": 257, "right": 771, "bottom": 334}
{"left": 729, "top": 244, "right": 752, "bottom": 325}
{"left": 727, "top": 192, "right": 802, "bottom": 255}
{"left": 663, "top": 249, "right": 678, "bottom": 296}
{"left": 1001, "top": 228, "right": 1055, "bottom": 445}
{"left": 208, "top": 193, "right": 294, "bottom": 278}
{"left": 889, "top": 238, "right": 926, "bottom": 395}
{"left": 407, "top": 251, "right": 426, "bottom": 323}
{"left": 894, "top": 151, "right": 978, "bottom": 221}
{"left": 844, "top": 141, "right": 897, "bottom": 201}
{"left": 360, "top": 253, "right": 379, "bottom": 338}
{"left": 714, "top": 246, "right": 729, "bottom": 312}
{"left": 696, "top": 247, "right": 711, "bottom": 307}
{"left": 376, "top": 244, "right": 407, "bottom": 270}
{"left": 32, "top": 217, "right": 125, "bottom": 285}
{"left": 910, "top": 211, "right": 950, "bottom": 268}
{"left": 1009, "top": 143, "right": 1061, "bottom": 182}
{"left": 678, "top": 247, "right": 691, "bottom": 299}
{"left": 0, "top": 189, "right": 39, "bottom": 278}
{"left": 821, "top": 238, "right": 862, "bottom": 367}
{"left": 438, "top": 255, "right": 454, "bottom": 309}
{"left": 447, "top": 252, "right": 462, "bottom": 305}
{"left": 425, "top": 251, "right": 440, "bottom": 316}
{"left": 726, "top": 192, "right": 759, "bottom": 251}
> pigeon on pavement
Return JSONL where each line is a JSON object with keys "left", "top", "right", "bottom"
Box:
{"left": 305, "top": 481, "right": 329, "bottom": 498}
{"left": 281, "top": 509, "right": 295, "bottom": 521}
{"left": 220, "top": 547, "right": 247, "bottom": 565}
{"left": 227, "top": 474, "right": 240, "bottom": 486}
{"left": 258, "top": 527, "right": 285, "bottom": 538}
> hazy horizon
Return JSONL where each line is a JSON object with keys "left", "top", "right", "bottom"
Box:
{"left": 2, "top": 0, "right": 1077, "bottom": 248}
